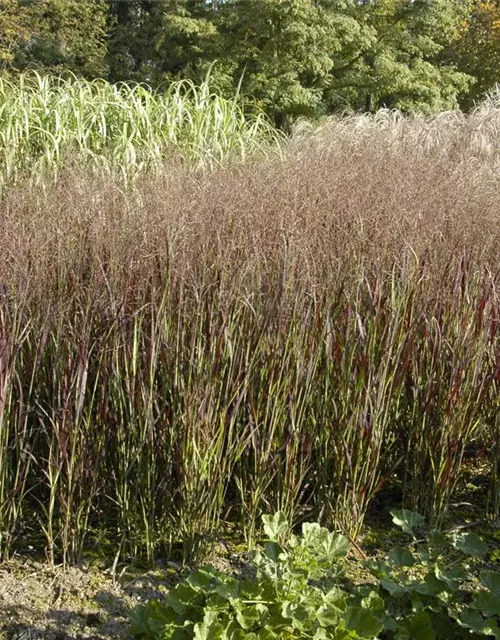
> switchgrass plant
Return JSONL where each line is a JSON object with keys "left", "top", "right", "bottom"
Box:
{"left": 0, "top": 296, "right": 34, "bottom": 558}
{"left": 0, "top": 71, "right": 281, "bottom": 191}
{"left": 400, "top": 264, "right": 499, "bottom": 525}
{"left": 310, "top": 272, "right": 415, "bottom": 538}
{"left": 0, "top": 100, "right": 499, "bottom": 565}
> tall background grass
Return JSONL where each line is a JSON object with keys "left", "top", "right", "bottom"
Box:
{"left": 0, "top": 72, "right": 280, "bottom": 191}
{"left": 0, "top": 75, "right": 499, "bottom": 565}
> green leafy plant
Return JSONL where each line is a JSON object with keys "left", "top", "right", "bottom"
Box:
{"left": 361, "top": 509, "right": 499, "bottom": 639}
{"left": 131, "top": 512, "right": 380, "bottom": 639}
{"left": 131, "top": 511, "right": 500, "bottom": 639}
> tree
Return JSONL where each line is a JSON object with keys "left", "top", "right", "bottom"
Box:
{"left": 211, "top": 0, "right": 471, "bottom": 124}
{"left": 328, "top": 0, "right": 472, "bottom": 114}
{"left": 106, "top": 0, "right": 156, "bottom": 83}
{"left": 445, "top": 0, "right": 500, "bottom": 108}
{"left": 0, "top": 0, "right": 29, "bottom": 70}
{"left": 106, "top": 1, "right": 221, "bottom": 87}
{"left": 216, "top": 0, "right": 360, "bottom": 128}
{"left": 14, "top": 0, "right": 109, "bottom": 78}
{"left": 152, "top": 0, "right": 220, "bottom": 84}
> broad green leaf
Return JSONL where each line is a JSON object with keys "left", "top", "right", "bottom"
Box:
{"left": 255, "top": 603, "right": 269, "bottom": 620}
{"left": 282, "top": 602, "right": 310, "bottom": 628}
{"left": 317, "top": 603, "right": 342, "bottom": 628}
{"left": 390, "top": 509, "right": 425, "bottom": 535}
{"left": 225, "top": 620, "right": 249, "bottom": 639}
{"left": 239, "top": 579, "right": 264, "bottom": 599}
{"left": 264, "top": 541, "right": 287, "bottom": 563}
{"left": 388, "top": 547, "right": 415, "bottom": 567}
{"left": 302, "top": 521, "right": 325, "bottom": 545}
{"left": 235, "top": 604, "right": 261, "bottom": 630}
{"left": 168, "top": 626, "right": 193, "bottom": 640}
{"left": 430, "top": 611, "right": 461, "bottom": 639}
{"left": 130, "top": 601, "right": 178, "bottom": 635}
{"left": 344, "top": 606, "right": 384, "bottom": 639}
{"left": 480, "top": 571, "right": 500, "bottom": 596}
{"left": 166, "top": 583, "right": 198, "bottom": 613}
{"left": 363, "top": 560, "right": 391, "bottom": 578}
{"left": 194, "top": 611, "right": 222, "bottom": 640}
{"left": 458, "top": 609, "right": 496, "bottom": 634}
{"left": 256, "top": 630, "right": 278, "bottom": 640}
{"left": 380, "top": 578, "right": 406, "bottom": 598}
{"left": 472, "top": 592, "right": 500, "bottom": 616}
{"left": 460, "top": 612, "right": 500, "bottom": 640}
{"left": 215, "top": 580, "right": 240, "bottom": 601}
{"left": 322, "top": 532, "right": 350, "bottom": 559}
{"left": 427, "top": 530, "right": 447, "bottom": 547}
{"left": 452, "top": 532, "right": 488, "bottom": 558}
{"left": 406, "top": 611, "right": 436, "bottom": 640}
{"left": 360, "top": 591, "right": 384, "bottom": 613}
{"left": 421, "top": 573, "right": 447, "bottom": 595}
{"left": 262, "top": 512, "right": 289, "bottom": 540}
{"left": 324, "top": 587, "right": 348, "bottom": 612}
{"left": 407, "top": 579, "right": 438, "bottom": 596}
{"left": 188, "top": 568, "right": 217, "bottom": 591}
{"left": 207, "top": 592, "right": 230, "bottom": 609}
{"left": 434, "top": 565, "right": 465, "bottom": 591}
{"left": 227, "top": 631, "right": 248, "bottom": 640}
{"left": 384, "top": 617, "right": 398, "bottom": 633}
{"left": 484, "top": 619, "right": 500, "bottom": 640}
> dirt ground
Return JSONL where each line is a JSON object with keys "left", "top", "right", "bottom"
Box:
{"left": 0, "top": 557, "right": 177, "bottom": 640}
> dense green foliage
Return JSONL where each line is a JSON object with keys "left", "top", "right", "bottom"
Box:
{"left": 445, "top": 0, "right": 500, "bottom": 109}
{"left": 2, "top": 1, "right": 500, "bottom": 123}
{"left": 131, "top": 511, "right": 500, "bottom": 639}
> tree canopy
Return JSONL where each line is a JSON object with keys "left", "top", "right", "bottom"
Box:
{"left": 1, "top": 0, "right": 499, "bottom": 125}
{"left": 445, "top": 0, "right": 500, "bottom": 108}
{"left": 0, "top": 0, "right": 29, "bottom": 66}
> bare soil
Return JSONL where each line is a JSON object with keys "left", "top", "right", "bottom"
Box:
{"left": 0, "top": 558, "right": 176, "bottom": 640}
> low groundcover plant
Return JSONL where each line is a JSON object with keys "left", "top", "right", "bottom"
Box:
{"left": 131, "top": 510, "right": 500, "bottom": 639}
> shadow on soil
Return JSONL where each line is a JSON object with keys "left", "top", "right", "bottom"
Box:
{"left": 0, "top": 579, "right": 168, "bottom": 640}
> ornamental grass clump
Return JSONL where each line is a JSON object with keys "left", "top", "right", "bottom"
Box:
{"left": 0, "top": 71, "right": 280, "bottom": 190}
{"left": 0, "top": 99, "right": 499, "bottom": 565}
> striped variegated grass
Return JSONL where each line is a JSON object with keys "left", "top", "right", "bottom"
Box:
{"left": 0, "top": 71, "right": 281, "bottom": 190}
